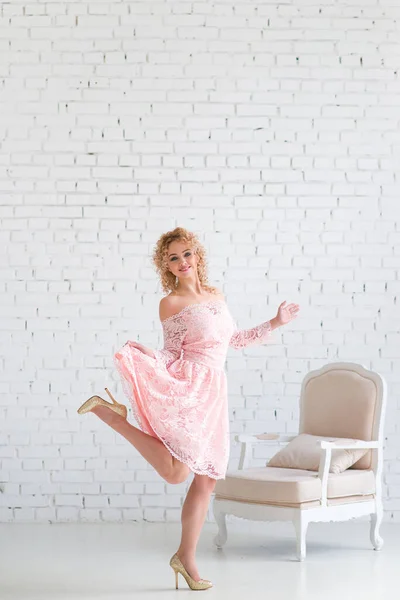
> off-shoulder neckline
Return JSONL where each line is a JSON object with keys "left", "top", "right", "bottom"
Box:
{"left": 160, "top": 299, "right": 226, "bottom": 324}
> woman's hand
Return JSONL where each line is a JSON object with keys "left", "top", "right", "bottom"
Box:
{"left": 124, "top": 341, "right": 155, "bottom": 358}
{"left": 274, "top": 301, "right": 300, "bottom": 327}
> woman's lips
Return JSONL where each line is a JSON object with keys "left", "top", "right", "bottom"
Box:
{"left": 180, "top": 267, "right": 190, "bottom": 272}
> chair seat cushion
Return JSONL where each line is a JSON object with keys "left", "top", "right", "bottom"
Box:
{"left": 214, "top": 467, "right": 375, "bottom": 507}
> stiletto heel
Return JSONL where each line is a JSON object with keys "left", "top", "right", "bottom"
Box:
{"left": 105, "top": 387, "right": 118, "bottom": 404}
{"left": 169, "top": 554, "right": 212, "bottom": 591}
{"left": 77, "top": 389, "right": 127, "bottom": 419}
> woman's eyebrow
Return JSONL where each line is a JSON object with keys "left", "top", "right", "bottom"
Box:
{"left": 168, "top": 248, "right": 191, "bottom": 257}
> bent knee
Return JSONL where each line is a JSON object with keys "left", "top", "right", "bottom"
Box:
{"left": 165, "top": 467, "right": 189, "bottom": 485}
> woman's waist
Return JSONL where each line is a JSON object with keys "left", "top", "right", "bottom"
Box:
{"left": 180, "top": 349, "right": 226, "bottom": 370}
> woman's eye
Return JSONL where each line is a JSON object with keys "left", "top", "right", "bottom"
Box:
{"left": 171, "top": 257, "right": 177, "bottom": 261}
{"left": 185, "top": 252, "right": 191, "bottom": 257}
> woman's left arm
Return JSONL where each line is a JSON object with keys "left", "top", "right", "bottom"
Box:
{"left": 229, "top": 301, "right": 300, "bottom": 349}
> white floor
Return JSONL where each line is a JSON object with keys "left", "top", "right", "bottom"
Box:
{"left": 0, "top": 520, "right": 398, "bottom": 599}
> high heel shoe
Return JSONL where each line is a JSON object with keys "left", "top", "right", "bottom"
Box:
{"left": 77, "top": 387, "right": 127, "bottom": 419}
{"left": 169, "top": 554, "right": 213, "bottom": 591}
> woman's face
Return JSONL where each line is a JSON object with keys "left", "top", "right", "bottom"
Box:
{"left": 166, "top": 240, "right": 198, "bottom": 281}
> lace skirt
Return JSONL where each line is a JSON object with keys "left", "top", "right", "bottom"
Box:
{"left": 114, "top": 344, "right": 230, "bottom": 479}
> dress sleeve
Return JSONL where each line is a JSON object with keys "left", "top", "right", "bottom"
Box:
{"left": 229, "top": 320, "right": 272, "bottom": 349}
{"left": 152, "top": 315, "right": 187, "bottom": 368}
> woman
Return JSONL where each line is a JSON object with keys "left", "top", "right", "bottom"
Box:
{"left": 77, "top": 227, "right": 299, "bottom": 591}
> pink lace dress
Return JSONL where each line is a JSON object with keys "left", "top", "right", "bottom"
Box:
{"left": 114, "top": 299, "right": 272, "bottom": 480}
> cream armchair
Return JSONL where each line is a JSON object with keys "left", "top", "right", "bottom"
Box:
{"left": 213, "top": 362, "right": 387, "bottom": 560}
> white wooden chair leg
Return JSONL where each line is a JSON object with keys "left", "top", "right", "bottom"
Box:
{"left": 293, "top": 514, "right": 309, "bottom": 561}
{"left": 213, "top": 500, "right": 228, "bottom": 548}
{"left": 370, "top": 502, "right": 384, "bottom": 551}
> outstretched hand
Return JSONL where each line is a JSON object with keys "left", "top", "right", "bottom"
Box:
{"left": 276, "top": 301, "right": 300, "bottom": 326}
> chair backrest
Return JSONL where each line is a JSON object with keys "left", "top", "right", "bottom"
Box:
{"left": 299, "top": 363, "right": 386, "bottom": 469}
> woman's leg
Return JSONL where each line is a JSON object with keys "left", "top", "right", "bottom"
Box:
{"left": 91, "top": 405, "right": 190, "bottom": 484}
{"left": 176, "top": 474, "right": 217, "bottom": 581}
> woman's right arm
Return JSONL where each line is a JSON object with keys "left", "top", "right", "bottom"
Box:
{"left": 126, "top": 297, "right": 186, "bottom": 368}
{"left": 152, "top": 297, "right": 187, "bottom": 367}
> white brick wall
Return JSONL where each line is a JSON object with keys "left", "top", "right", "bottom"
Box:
{"left": 1, "top": 1, "right": 399, "bottom": 523}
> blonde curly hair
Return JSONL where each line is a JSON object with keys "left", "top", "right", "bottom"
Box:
{"left": 152, "top": 227, "right": 218, "bottom": 295}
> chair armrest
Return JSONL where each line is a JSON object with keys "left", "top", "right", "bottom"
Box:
{"left": 317, "top": 440, "right": 380, "bottom": 506}
{"left": 320, "top": 440, "right": 379, "bottom": 450}
{"left": 235, "top": 433, "right": 296, "bottom": 470}
{"left": 236, "top": 433, "right": 295, "bottom": 444}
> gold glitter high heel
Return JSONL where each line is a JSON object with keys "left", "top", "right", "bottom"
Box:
{"left": 77, "top": 387, "right": 127, "bottom": 419}
{"left": 169, "top": 554, "right": 213, "bottom": 591}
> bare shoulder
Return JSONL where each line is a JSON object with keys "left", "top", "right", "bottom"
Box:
{"left": 159, "top": 294, "right": 182, "bottom": 322}
{"left": 159, "top": 289, "right": 224, "bottom": 321}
